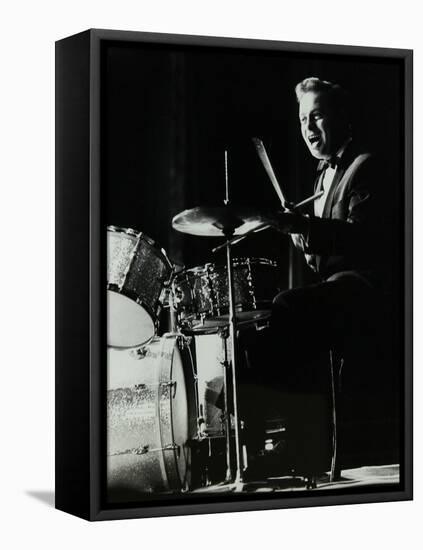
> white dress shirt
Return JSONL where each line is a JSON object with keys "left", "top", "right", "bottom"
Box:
{"left": 290, "top": 137, "right": 352, "bottom": 269}
{"left": 314, "top": 137, "right": 352, "bottom": 218}
{"left": 314, "top": 164, "right": 337, "bottom": 217}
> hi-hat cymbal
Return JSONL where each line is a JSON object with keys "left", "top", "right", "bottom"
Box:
{"left": 172, "top": 206, "right": 267, "bottom": 237}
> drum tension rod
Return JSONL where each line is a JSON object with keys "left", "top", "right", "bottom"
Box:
{"left": 161, "top": 381, "right": 177, "bottom": 399}
{"left": 109, "top": 443, "right": 181, "bottom": 458}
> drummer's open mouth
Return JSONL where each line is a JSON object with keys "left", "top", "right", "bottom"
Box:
{"left": 308, "top": 134, "right": 320, "bottom": 145}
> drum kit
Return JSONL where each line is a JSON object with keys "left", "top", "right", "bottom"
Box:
{"left": 106, "top": 203, "right": 281, "bottom": 499}
{"left": 107, "top": 144, "right": 322, "bottom": 499}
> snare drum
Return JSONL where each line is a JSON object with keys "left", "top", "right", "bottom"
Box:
{"left": 107, "top": 226, "right": 173, "bottom": 348}
{"left": 173, "top": 258, "right": 279, "bottom": 331}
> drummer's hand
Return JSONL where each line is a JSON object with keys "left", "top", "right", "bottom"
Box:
{"left": 265, "top": 211, "right": 310, "bottom": 235}
{"left": 283, "top": 200, "right": 296, "bottom": 212}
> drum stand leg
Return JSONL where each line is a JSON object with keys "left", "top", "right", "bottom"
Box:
{"left": 224, "top": 230, "right": 245, "bottom": 490}
{"left": 219, "top": 329, "right": 233, "bottom": 483}
{"left": 329, "top": 350, "right": 342, "bottom": 483}
{"left": 213, "top": 156, "right": 248, "bottom": 492}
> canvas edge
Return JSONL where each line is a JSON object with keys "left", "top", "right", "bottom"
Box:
{"left": 55, "top": 28, "right": 413, "bottom": 522}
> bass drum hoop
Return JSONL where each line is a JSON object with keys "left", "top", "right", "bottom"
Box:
{"left": 159, "top": 334, "right": 197, "bottom": 493}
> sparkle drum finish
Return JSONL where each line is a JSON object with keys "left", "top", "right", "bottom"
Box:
{"left": 173, "top": 258, "right": 279, "bottom": 332}
{"left": 107, "top": 334, "right": 197, "bottom": 501}
{"left": 107, "top": 226, "right": 173, "bottom": 348}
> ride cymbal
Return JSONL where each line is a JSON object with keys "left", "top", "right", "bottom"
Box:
{"left": 172, "top": 206, "right": 266, "bottom": 237}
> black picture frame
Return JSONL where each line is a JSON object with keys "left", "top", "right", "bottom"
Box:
{"left": 55, "top": 28, "right": 413, "bottom": 521}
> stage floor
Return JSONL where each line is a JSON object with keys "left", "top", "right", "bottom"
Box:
{"left": 192, "top": 464, "right": 400, "bottom": 493}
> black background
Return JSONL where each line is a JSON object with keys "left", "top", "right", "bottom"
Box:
{"left": 100, "top": 37, "right": 406, "bottom": 511}
{"left": 103, "top": 41, "right": 403, "bottom": 290}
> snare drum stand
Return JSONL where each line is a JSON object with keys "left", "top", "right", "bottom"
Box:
{"left": 223, "top": 226, "right": 245, "bottom": 489}
{"left": 217, "top": 325, "right": 234, "bottom": 484}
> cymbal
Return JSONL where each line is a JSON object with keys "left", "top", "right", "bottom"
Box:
{"left": 172, "top": 206, "right": 267, "bottom": 237}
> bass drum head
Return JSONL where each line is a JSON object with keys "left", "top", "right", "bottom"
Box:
{"left": 107, "top": 290, "right": 155, "bottom": 348}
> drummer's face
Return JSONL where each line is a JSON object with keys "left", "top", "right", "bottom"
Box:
{"left": 299, "top": 91, "right": 335, "bottom": 160}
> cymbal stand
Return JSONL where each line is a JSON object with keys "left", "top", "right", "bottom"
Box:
{"left": 167, "top": 284, "right": 177, "bottom": 334}
{"left": 222, "top": 150, "right": 244, "bottom": 488}
{"left": 224, "top": 226, "right": 244, "bottom": 487}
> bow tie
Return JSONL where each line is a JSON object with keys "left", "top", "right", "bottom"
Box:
{"left": 318, "top": 156, "right": 339, "bottom": 171}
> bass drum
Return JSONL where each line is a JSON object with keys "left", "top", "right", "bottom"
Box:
{"left": 107, "top": 334, "right": 197, "bottom": 502}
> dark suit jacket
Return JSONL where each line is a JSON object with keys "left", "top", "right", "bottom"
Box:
{"left": 301, "top": 141, "right": 396, "bottom": 290}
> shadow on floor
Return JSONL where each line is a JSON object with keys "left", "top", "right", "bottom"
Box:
{"left": 26, "top": 490, "right": 55, "bottom": 508}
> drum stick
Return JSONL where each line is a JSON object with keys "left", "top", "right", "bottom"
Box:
{"left": 252, "top": 138, "right": 324, "bottom": 212}
{"left": 252, "top": 138, "right": 287, "bottom": 209}
{"left": 212, "top": 189, "right": 323, "bottom": 254}
{"left": 293, "top": 190, "right": 324, "bottom": 209}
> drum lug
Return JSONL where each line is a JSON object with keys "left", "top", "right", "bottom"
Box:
{"left": 107, "top": 282, "right": 121, "bottom": 293}
{"left": 245, "top": 259, "right": 257, "bottom": 309}
{"left": 218, "top": 326, "right": 229, "bottom": 339}
{"left": 130, "top": 346, "right": 149, "bottom": 359}
{"left": 163, "top": 443, "right": 181, "bottom": 458}
{"left": 159, "top": 286, "right": 171, "bottom": 306}
{"left": 178, "top": 336, "right": 192, "bottom": 349}
{"left": 160, "top": 380, "right": 177, "bottom": 398}
{"left": 110, "top": 443, "right": 180, "bottom": 457}
{"left": 172, "top": 284, "right": 184, "bottom": 304}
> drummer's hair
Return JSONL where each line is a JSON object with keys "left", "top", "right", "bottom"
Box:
{"left": 295, "top": 77, "right": 351, "bottom": 128}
